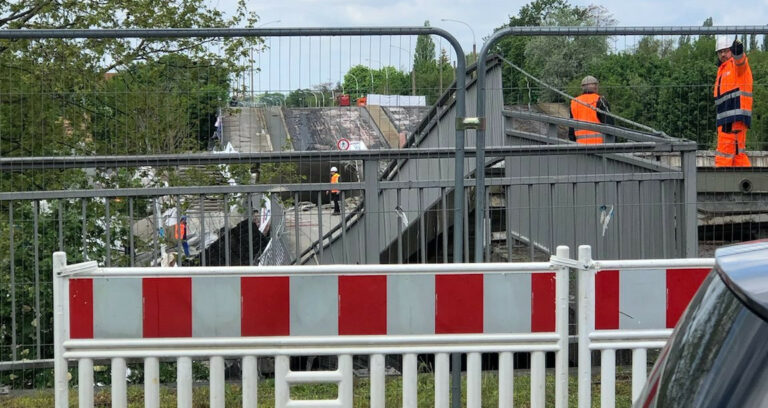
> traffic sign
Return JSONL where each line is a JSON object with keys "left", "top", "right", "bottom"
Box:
{"left": 337, "top": 138, "right": 350, "bottom": 150}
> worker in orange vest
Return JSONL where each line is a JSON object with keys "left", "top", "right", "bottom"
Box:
{"left": 714, "top": 35, "right": 752, "bottom": 167}
{"left": 569, "top": 76, "right": 614, "bottom": 144}
{"left": 174, "top": 215, "right": 190, "bottom": 256}
{"left": 328, "top": 166, "right": 341, "bottom": 215}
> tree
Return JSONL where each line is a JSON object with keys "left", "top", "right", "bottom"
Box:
{"left": 492, "top": 0, "right": 594, "bottom": 104}
{"left": 414, "top": 21, "right": 436, "bottom": 70}
{"left": 522, "top": 5, "right": 615, "bottom": 102}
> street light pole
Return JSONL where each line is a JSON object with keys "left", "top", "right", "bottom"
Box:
{"left": 390, "top": 45, "right": 416, "bottom": 96}
{"left": 366, "top": 58, "right": 389, "bottom": 94}
{"left": 251, "top": 19, "right": 281, "bottom": 101}
{"left": 441, "top": 18, "right": 476, "bottom": 59}
{"left": 346, "top": 73, "right": 360, "bottom": 97}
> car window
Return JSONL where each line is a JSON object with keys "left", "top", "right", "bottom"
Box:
{"left": 655, "top": 271, "right": 768, "bottom": 408}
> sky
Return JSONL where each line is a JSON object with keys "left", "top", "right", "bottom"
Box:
{"left": 206, "top": 0, "right": 768, "bottom": 95}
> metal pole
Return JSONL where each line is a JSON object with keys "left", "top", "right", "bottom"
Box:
{"left": 681, "top": 150, "right": 698, "bottom": 257}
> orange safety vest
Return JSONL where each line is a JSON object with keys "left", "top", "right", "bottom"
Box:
{"left": 330, "top": 173, "right": 340, "bottom": 194}
{"left": 570, "top": 93, "right": 604, "bottom": 144}
{"left": 714, "top": 54, "right": 753, "bottom": 128}
{"left": 174, "top": 220, "right": 186, "bottom": 240}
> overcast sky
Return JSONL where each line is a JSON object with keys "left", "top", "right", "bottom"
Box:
{"left": 207, "top": 0, "right": 768, "bottom": 93}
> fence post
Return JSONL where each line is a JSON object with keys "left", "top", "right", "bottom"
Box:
{"left": 555, "top": 245, "right": 570, "bottom": 408}
{"left": 53, "top": 251, "right": 68, "bottom": 408}
{"left": 577, "top": 245, "right": 594, "bottom": 408}
{"left": 364, "top": 158, "right": 380, "bottom": 264}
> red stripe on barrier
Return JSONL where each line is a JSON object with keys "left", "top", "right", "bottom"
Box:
{"left": 241, "top": 277, "right": 290, "bottom": 336}
{"left": 595, "top": 270, "right": 619, "bottom": 330}
{"left": 69, "top": 278, "right": 93, "bottom": 339}
{"left": 531, "top": 272, "right": 556, "bottom": 332}
{"left": 143, "top": 278, "right": 192, "bottom": 338}
{"left": 666, "top": 268, "right": 710, "bottom": 328}
{"left": 338, "top": 275, "right": 387, "bottom": 335}
{"left": 435, "top": 274, "right": 483, "bottom": 333}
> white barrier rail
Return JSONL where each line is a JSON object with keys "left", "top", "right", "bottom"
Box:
{"left": 575, "top": 245, "right": 715, "bottom": 408}
{"left": 53, "top": 247, "right": 572, "bottom": 408}
{"left": 54, "top": 246, "right": 716, "bottom": 408}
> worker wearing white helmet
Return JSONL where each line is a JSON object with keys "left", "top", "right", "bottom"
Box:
{"left": 328, "top": 166, "right": 341, "bottom": 215}
{"left": 568, "top": 75, "right": 615, "bottom": 144}
{"left": 713, "top": 35, "right": 752, "bottom": 167}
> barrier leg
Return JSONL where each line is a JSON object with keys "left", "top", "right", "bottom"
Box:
{"left": 242, "top": 356, "right": 258, "bottom": 408}
{"left": 370, "top": 354, "right": 385, "bottom": 408}
{"left": 435, "top": 353, "right": 449, "bottom": 408}
{"left": 145, "top": 357, "right": 159, "bottom": 408}
{"left": 78, "top": 358, "right": 93, "bottom": 408}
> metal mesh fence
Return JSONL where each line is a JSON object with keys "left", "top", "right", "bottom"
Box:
{"left": 0, "top": 26, "right": 767, "bottom": 391}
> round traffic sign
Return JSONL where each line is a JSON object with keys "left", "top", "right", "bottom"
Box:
{"left": 337, "top": 138, "right": 351, "bottom": 150}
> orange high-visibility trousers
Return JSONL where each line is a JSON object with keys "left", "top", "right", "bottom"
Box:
{"left": 715, "top": 122, "right": 751, "bottom": 167}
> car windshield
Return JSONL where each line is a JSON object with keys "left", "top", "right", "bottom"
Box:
{"left": 654, "top": 270, "right": 768, "bottom": 408}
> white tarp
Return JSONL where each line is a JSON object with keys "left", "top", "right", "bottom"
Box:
{"left": 365, "top": 94, "right": 426, "bottom": 107}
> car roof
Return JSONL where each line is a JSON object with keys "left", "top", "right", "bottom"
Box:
{"left": 715, "top": 240, "right": 768, "bottom": 321}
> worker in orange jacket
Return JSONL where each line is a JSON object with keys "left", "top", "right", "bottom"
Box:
{"left": 328, "top": 166, "right": 341, "bottom": 215}
{"left": 714, "top": 35, "right": 752, "bottom": 167}
{"left": 569, "top": 76, "right": 614, "bottom": 144}
{"left": 174, "top": 215, "right": 190, "bottom": 256}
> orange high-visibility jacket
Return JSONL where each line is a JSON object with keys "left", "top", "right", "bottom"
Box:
{"left": 174, "top": 220, "right": 186, "bottom": 240}
{"left": 570, "top": 93, "right": 603, "bottom": 144}
{"left": 714, "top": 54, "right": 753, "bottom": 128}
{"left": 330, "top": 173, "right": 340, "bottom": 194}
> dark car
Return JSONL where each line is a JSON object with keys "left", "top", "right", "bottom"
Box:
{"left": 635, "top": 240, "right": 768, "bottom": 408}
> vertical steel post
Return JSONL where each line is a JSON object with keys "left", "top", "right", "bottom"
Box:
{"left": 33, "top": 200, "right": 41, "bottom": 358}
{"left": 58, "top": 200, "right": 64, "bottom": 251}
{"left": 248, "top": 193, "right": 254, "bottom": 265}
{"left": 105, "top": 198, "right": 111, "bottom": 267}
{"left": 9, "top": 202, "right": 16, "bottom": 360}
{"left": 224, "top": 194, "right": 231, "bottom": 266}
{"left": 681, "top": 150, "right": 698, "bottom": 257}
{"left": 364, "top": 158, "right": 380, "bottom": 264}
{"left": 129, "top": 198, "right": 135, "bottom": 266}
{"left": 200, "top": 195, "right": 206, "bottom": 266}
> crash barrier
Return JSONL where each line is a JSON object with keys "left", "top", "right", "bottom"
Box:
{"left": 53, "top": 248, "right": 571, "bottom": 408}
{"left": 561, "top": 245, "right": 715, "bottom": 408}
{"left": 54, "top": 245, "right": 714, "bottom": 407}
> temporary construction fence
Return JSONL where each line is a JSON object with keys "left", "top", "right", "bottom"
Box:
{"left": 52, "top": 245, "right": 715, "bottom": 408}
{"left": 5, "top": 24, "right": 768, "bottom": 390}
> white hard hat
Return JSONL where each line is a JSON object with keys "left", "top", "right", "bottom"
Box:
{"left": 716, "top": 35, "right": 731, "bottom": 52}
{"left": 330, "top": 166, "right": 338, "bottom": 172}
{"left": 581, "top": 75, "right": 598, "bottom": 86}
